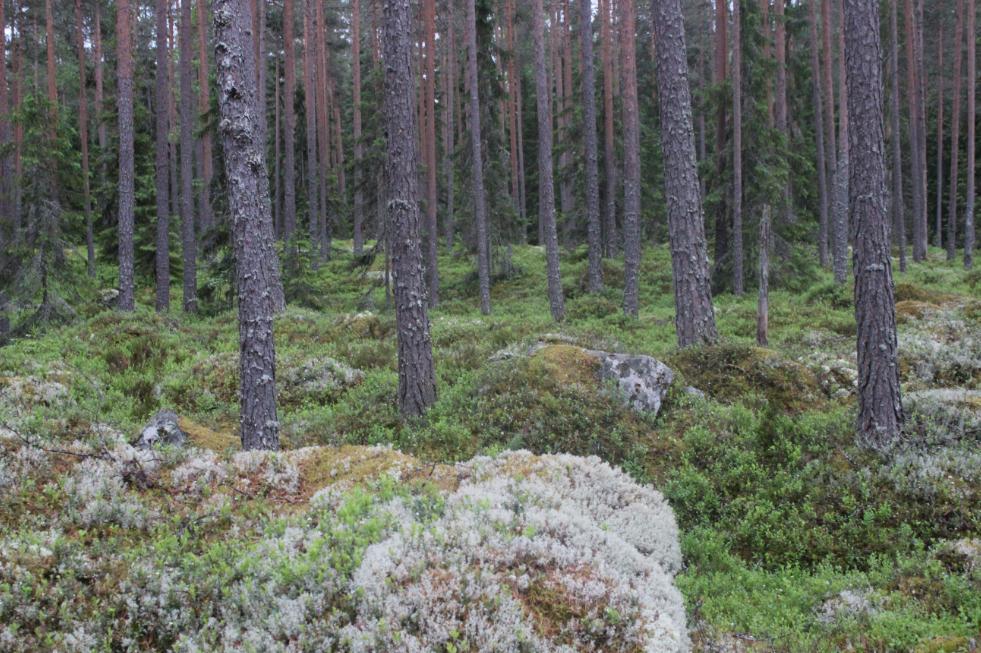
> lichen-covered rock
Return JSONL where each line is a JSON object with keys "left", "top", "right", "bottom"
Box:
{"left": 133, "top": 410, "right": 187, "bottom": 449}
{"left": 98, "top": 288, "right": 120, "bottom": 308}
{"left": 279, "top": 357, "right": 365, "bottom": 406}
{"left": 595, "top": 353, "right": 675, "bottom": 416}
{"left": 815, "top": 588, "right": 879, "bottom": 625}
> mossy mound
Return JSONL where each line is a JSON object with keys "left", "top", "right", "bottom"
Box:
{"left": 894, "top": 282, "right": 956, "bottom": 304}
{"left": 297, "top": 444, "right": 458, "bottom": 499}
{"left": 179, "top": 418, "right": 240, "bottom": 453}
{"left": 668, "top": 343, "right": 825, "bottom": 411}
{"left": 528, "top": 343, "right": 601, "bottom": 387}
{"left": 896, "top": 300, "right": 941, "bottom": 323}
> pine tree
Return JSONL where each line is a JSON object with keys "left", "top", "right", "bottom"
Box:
{"left": 117, "top": 0, "right": 136, "bottom": 311}
{"left": 965, "top": 0, "right": 976, "bottom": 268}
{"left": 732, "top": 0, "right": 744, "bottom": 295}
{"left": 622, "top": 0, "right": 642, "bottom": 316}
{"left": 948, "top": 0, "right": 965, "bottom": 262}
{"left": 75, "top": 0, "right": 95, "bottom": 277}
{"left": 465, "top": 0, "right": 491, "bottom": 315}
{"left": 579, "top": 0, "right": 603, "bottom": 292}
{"left": 155, "top": 0, "right": 171, "bottom": 311}
{"left": 180, "top": 0, "right": 198, "bottom": 312}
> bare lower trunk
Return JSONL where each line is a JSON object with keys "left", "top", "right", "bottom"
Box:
{"left": 832, "top": 0, "right": 849, "bottom": 284}
{"left": 904, "top": 0, "right": 926, "bottom": 261}
{"left": 197, "top": 0, "right": 214, "bottom": 234}
{"left": 732, "top": 0, "right": 744, "bottom": 295}
{"left": 965, "top": 0, "right": 976, "bottom": 268}
{"left": 465, "top": 0, "right": 491, "bottom": 315}
{"left": 423, "top": 0, "right": 439, "bottom": 306}
{"left": 935, "top": 24, "right": 944, "bottom": 250}
{"left": 622, "top": 0, "right": 642, "bottom": 316}
{"left": 353, "top": 0, "right": 364, "bottom": 255}
{"left": 948, "top": 0, "right": 964, "bottom": 262}
{"left": 889, "top": 0, "right": 907, "bottom": 272}
{"left": 155, "top": 0, "right": 171, "bottom": 311}
{"left": 810, "top": 0, "right": 831, "bottom": 267}
{"left": 651, "top": 0, "right": 718, "bottom": 347}
{"left": 283, "top": 0, "right": 297, "bottom": 240}
{"left": 601, "top": 0, "right": 617, "bottom": 256}
{"left": 443, "top": 3, "right": 457, "bottom": 250}
{"left": 533, "top": 0, "right": 566, "bottom": 322}
{"left": 845, "top": 0, "right": 903, "bottom": 447}
{"left": 580, "top": 0, "right": 603, "bottom": 292}
{"left": 214, "top": 0, "right": 280, "bottom": 451}
{"left": 304, "top": 0, "right": 320, "bottom": 269}
{"left": 74, "top": 0, "right": 95, "bottom": 277}
{"left": 757, "top": 206, "right": 770, "bottom": 346}
{"left": 117, "top": 0, "right": 136, "bottom": 311}
{"left": 180, "top": 0, "right": 198, "bottom": 312}
{"left": 381, "top": 0, "right": 438, "bottom": 416}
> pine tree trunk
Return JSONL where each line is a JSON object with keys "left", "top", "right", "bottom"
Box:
{"left": 621, "top": 0, "right": 642, "bottom": 316}
{"left": 45, "top": 0, "right": 56, "bottom": 131}
{"left": 601, "top": 0, "right": 617, "bottom": 256}
{"left": 443, "top": 1, "right": 457, "bottom": 249}
{"left": 283, "top": 0, "right": 297, "bottom": 240}
{"left": 155, "top": 0, "right": 171, "bottom": 311}
{"left": 949, "top": 0, "right": 965, "bottom": 262}
{"left": 423, "top": 0, "right": 439, "bottom": 306}
{"left": 558, "top": 0, "right": 575, "bottom": 234}
{"left": 465, "top": 0, "right": 491, "bottom": 315}
{"left": 844, "top": 0, "right": 903, "bottom": 448}
{"left": 904, "top": 0, "right": 926, "bottom": 261}
{"left": 12, "top": 3, "right": 23, "bottom": 224}
{"left": 757, "top": 206, "right": 770, "bottom": 346}
{"left": 889, "top": 0, "right": 907, "bottom": 272}
{"left": 533, "top": 0, "right": 567, "bottom": 322}
{"left": 197, "top": 0, "right": 214, "bottom": 234}
{"left": 822, "top": 0, "right": 838, "bottom": 178}
{"left": 117, "top": 0, "right": 136, "bottom": 311}
{"left": 935, "top": 24, "right": 945, "bottom": 251}
{"left": 712, "top": 0, "right": 729, "bottom": 287}
{"left": 832, "top": 0, "right": 850, "bottom": 285}
{"left": 775, "top": 0, "right": 792, "bottom": 223}
{"left": 75, "top": 0, "right": 95, "bottom": 277}
{"left": 381, "top": 0, "right": 438, "bottom": 416}
{"left": 732, "top": 0, "right": 744, "bottom": 295}
{"left": 315, "top": 0, "right": 331, "bottom": 261}
{"left": 651, "top": 0, "right": 719, "bottom": 346}
{"left": 169, "top": 8, "right": 180, "bottom": 222}
{"left": 810, "top": 0, "right": 831, "bottom": 267}
{"left": 352, "top": 0, "right": 365, "bottom": 255}
{"left": 214, "top": 0, "right": 280, "bottom": 451}
{"left": 180, "top": 0, "right": 198, "bottom": 312}
{"left": 303, "top": 0, "right": 319, "bottom": 268}
{"left": 965, "top": 0, "right": 976, "bottom": 268}
{"left": 274, "top": 55, "right": 282, "bottom": 237}
{"left": 0, "top": 0, "right": 8, "bottom": 224}
{"left": 580, "top": 0, "right": 603, "bottom": 292}
{"left": 94, "top": 1, "right": 107, "bottom": 185}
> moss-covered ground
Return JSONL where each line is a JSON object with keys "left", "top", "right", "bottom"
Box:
{"left": 1, "top": 241, "right": 978, "bottom": 651}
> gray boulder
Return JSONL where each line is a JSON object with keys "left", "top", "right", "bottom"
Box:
{"left": 133, "top": 410, "right": 187, "bottom": 449}
{"left": 594, "top": 352, "right": 675, "bottom": 416}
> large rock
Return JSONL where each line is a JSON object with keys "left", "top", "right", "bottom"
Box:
{"left": 595, "top": 352, "right": 675, "bottom": 416}
{"left": 133, "top": 410, "right": 187, "bottom": 449}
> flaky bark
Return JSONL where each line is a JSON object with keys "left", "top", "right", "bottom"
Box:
{"left": 948, "top": 0, "right": 965, "bottom": 262}
{"left": 214, "top": 0, "right": 281, "bottom": 451}
{"left": 622, "top": 0, "right": 642, "bottom": 316}
{"left": 533, "top": 0, "right": 566, "bottom": 322}
{"left": 651, "top": 0, "right": 719, "bottom": 346}
{"left": 844, "top": 0, "right": 903, "bottom": 448}
{"left": 465, "top": 0, "right": 491, "bottom": 315}
{"left": 889, "top": 0, "right": 907, "bottom": 272}
{"left": 810, "top": 0, "right": 831, "bottom": 267}
{"left": 732, "top": 0, "right": 744, "bottom": 295}
{"left": 75, "top": 0, "right": 94, "bottom": 277}
{"left": 117, "top": 0, "right": 136, "bottom": 311}
{"left": 180, "top": 0, "right": 198, "bottom": 312}
{"left": 155, "top": 0, "right": 171, "bottom": 311}
{"left": 579, "top": 0, "right": 603, "bottom": 292}
{"left": 381, "top": 0, "right": 438, "bottom": 416}
{"left": 965, "top": 0, "right": 976, "bottom": 268}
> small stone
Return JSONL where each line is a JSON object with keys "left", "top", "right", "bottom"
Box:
{"left": 133, "top": 410, "right": 188, "bottom": 449}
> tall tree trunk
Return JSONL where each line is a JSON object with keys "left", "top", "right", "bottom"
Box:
{"left": 810, "top": 0, "right": 831, "bottom": 267}
{"left": 775, "top": 0, "right": 792, "bottom": 222}
{"left": 712, "top": 0, "right": 729, "bottom": 286}
{"left": 443, "top": 0, "right": 457, "bottom": 249}
{"left": 12, "top": 2, "right": 23, "bottom": 224}
{"left": 214, "top": 0, "right": 280, "bottom": 451}
{"left": 0, "top": 0, "right": 8, "bottom": 224}
{"left": 949, "top": 0, "right": 965, "bottom": 262}
{"left": 904, "top": 0, "right": 926, "bottom": 260}
{"left": 601, "top": 0, "right": 617, "bottom": 256}
{"left": 381, "top": 0, "right": 438, "bottom": 416}
{"left": 465, "top": 0, "right": 491, "bottom": 315}
{"left": 832, "top": 0, "right": 850, "bottom": 284}
{"left": 283, "top": 0, "right": 297, "bottom": 240}
{"left": 155, "top": 0, "right": 171, "bottom": 310}
{"left": 117, "top": 0, "right": 136, "bottom": 311}
{"left": 732, "top": 0, "right": 744, "bottom": 295}
{"left": 889, "top": 0, "right": 907, "bottom": 272}
{"left": 622, "top": 0, "right": 642, "bottom": 315}
{"left": 558, "top": 0, "right": 575, "bottom": 234}
{"left": 303, "top": 0, "right": 319, "bottom": 268}
{"left": 580, "top": 0, "right": 603, "bottom": 291}
{"left": 533, "top": 0, "right": 567, "bottom": 322}
{"left": 180, "top": 0, "right": 198, "bottom": 312}
{"left": 274, "top": 55, "right": 282, "bottom": 237}
{"left": 94, "top": 1, "right": 107, "bottom": 187}
{"left": 757, "top": 206, "right": 770, "bottom": 346}
{"left": 169, "top": 7, "right": 179, "bottom": 222}
{"left": 936, "top": 22, "right": 945, "bottom": 250}
{"left": 965, "top": 0, "right": 976, "bottom": 268}
{"left": 352, "top": 0, "right": 365, "bottom": 255}
{"left": 844, "top": 0, "right": 903, "bottom": 447}
{"left": 651, "top": 0, "right": 719, "bottom": 346}
{"left": 423, "top": 0, "right": 439, "bottom": 306}
{"left": 45, "top": 0, "right": 56, "bottom": 132}
{"left": 315, "top": 0, "right": 331, "bottom": 261}
{"left": 822, "top": 0, "right": 837, "bottom": 177}
{"left": 75, "top": 0, "right": 95, "bottom": 277}
{"left": 197, "top": 0, "right": 214, "bottom": 234}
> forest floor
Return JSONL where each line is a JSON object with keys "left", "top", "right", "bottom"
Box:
{"left": 0, "top": 241, "right": 978, "bottom": 651}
